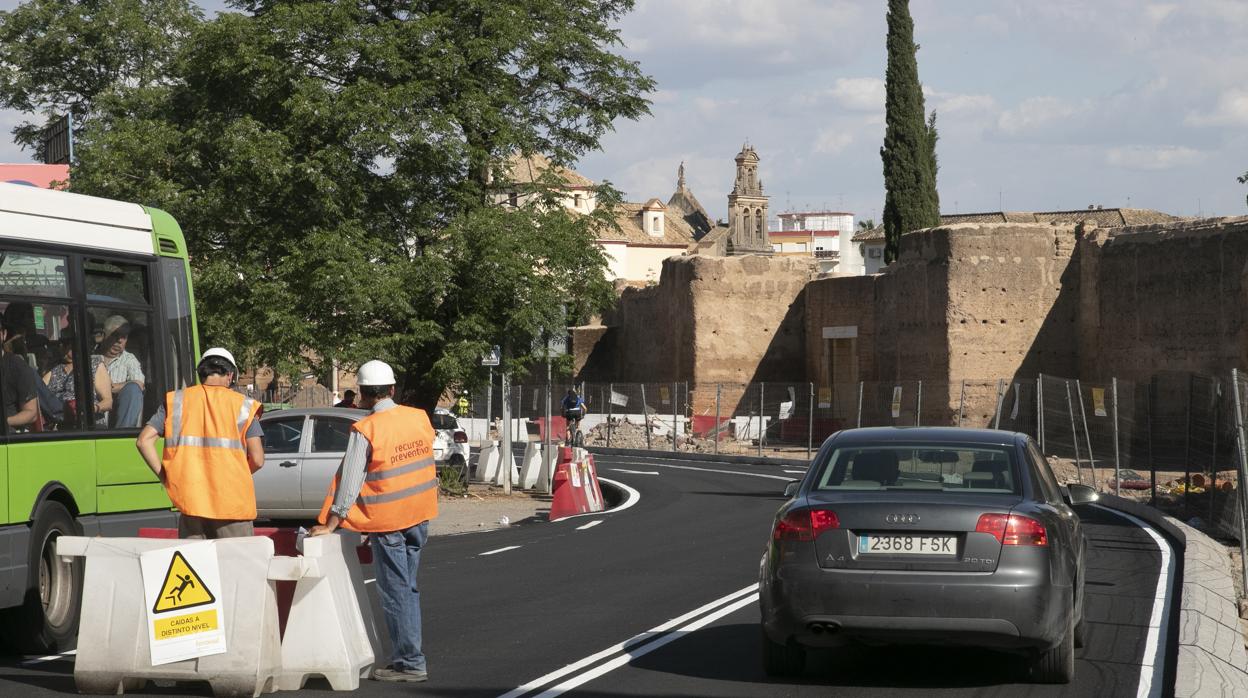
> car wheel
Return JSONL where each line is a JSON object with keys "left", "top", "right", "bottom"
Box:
{"left": 0, "top": 500, "right": 83, "bottom": 653}
{"left": 761, "top": 626, "right": 805, "bottom": 677}
{"left": 1028, "top": 614, "right": 1075, "bottom": 684}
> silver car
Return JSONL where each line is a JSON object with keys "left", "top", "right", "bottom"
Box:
{"left": 254, "top": 406, "right": 470, "bottom": 519}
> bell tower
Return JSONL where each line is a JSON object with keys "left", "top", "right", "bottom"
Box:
{"left": 726, "top": 144, "right": 771, "bottom": 255}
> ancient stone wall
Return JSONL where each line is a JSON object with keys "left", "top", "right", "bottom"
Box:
{"left": 574, "top": 255, "right": 814, "bottom": 399}
{"left": 804, "top": 223, "right": 1081, "bottom": 424}
{"left": 1078, "top": 217, "right": 1248, "bottom": 382}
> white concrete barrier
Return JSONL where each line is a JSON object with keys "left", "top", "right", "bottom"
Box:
{"left": 58, "top": 536, "right": 283, "bottom": 697}
{"left": 519, "top": 442, "right": 543, "bottom": 489}
{"left": 492, "top": 447, "right": 520, "bottom": 487}
{"left": 475, "top": 441, "right": 499, "bottom": 482}
{"left": 276, "top": 534, "right": 375, "bottom": 691}
{"left": 536, "top": 446, "right": 557, "bottom": 494}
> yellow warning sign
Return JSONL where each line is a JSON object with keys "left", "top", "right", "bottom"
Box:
{"left": 153, "top": 609, "right": 220, "bottom": 640}
{"left": 152, "top": 550, "right": 216, "bottom": 613}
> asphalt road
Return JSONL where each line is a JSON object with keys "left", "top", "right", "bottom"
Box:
{"left": 0, "top": 451, "right": 1177, "bottom": 697}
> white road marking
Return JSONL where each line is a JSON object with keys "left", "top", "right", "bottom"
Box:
{"left": 783, "top": 469, "right": 806, "bottom": 475}
{"left": 364, "top": 578, "right": 375, "bottom": 585}
{"left": 609, "top": 469, "right": 660, "bottom": 475}
{"left": 480, "top": 545, "right": 522, "bottom": 556}
{"left": 576, "top": 520, "right": 603, "bottom": 530}
{"left": 1092, "top": 504, "right": 1174, "bottom": 698}
{"left": 533, "top": 594, "right": 758, "bottom": 697}
{"left": 498, "top": 584, "right": 757, "bottom": 698}
{"left": 21, "top": 650, "right": 76, "bottom": 665}
{"left": 634, "top": 462, "right": 794, "bottom": 482}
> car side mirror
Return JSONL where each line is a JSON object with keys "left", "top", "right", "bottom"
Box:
{"left": 783, "top": 480, "right": 801, "bottom": 498}
{"left": 1066, "top": 484, "right": 1099, "bottom": 505}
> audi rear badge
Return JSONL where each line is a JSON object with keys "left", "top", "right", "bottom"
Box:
{"left": 885, "top": 513, "right": 920, "bottom": 524}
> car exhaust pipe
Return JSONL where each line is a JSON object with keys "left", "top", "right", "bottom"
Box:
{"left": 806, "top": 621, "right": 841, "bottom": 635}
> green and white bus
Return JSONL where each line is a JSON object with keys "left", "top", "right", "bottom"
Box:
{"left": 0, "top": 182, "right": 198, "bottom": 652}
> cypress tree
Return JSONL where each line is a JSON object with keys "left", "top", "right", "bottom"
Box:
{"left": 880, "top": 0, "right": 940, "bottom": 264}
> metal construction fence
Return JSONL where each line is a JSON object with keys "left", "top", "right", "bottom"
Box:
{"left": 456, "top": 370, "right": 1248, "bottom": 543}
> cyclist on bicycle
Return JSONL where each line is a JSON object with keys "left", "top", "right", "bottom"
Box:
{"left": 561, "top": 389, "right": 587, "bottom": 445}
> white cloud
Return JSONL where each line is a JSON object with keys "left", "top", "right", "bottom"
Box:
{"left": 930, "top": 93, "right": 997, "bottom": 115}
{"left": 813, "top": 129, "right": 853, "bottom": 155}
{"left": 827, "top": 77, "right": 885, "bottom": 112}
{"left": 995, "top": 97, "right": 1088, "bottom": 136}
{"left": 1106, "top": 145, "right": 1206, "bottom": 170}
{"left": 1185, "top": 88, "right": 1248, "bottom": 126}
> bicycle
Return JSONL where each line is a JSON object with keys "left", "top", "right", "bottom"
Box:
{"left": 563, "top": 409, "right": 585, "bottom": 448}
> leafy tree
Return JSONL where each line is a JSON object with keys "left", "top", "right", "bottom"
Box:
{"left": 880, "top": 0, "right": 939, "bottom": 264}
{"left": 1, "top": 0, "right": 651, "bottom": 407}
{"left": 0, "top": 0, "right": 202, "bottom": 159}
{"left": 856, "top": 218, "right": 876, "bottom": 232}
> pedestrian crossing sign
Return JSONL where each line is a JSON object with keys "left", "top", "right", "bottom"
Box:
{"left": 152, "top": 550, "right": 216, "bottom": 613}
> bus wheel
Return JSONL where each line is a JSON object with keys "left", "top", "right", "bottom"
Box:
{"left": 6, "top": 501, "right": 82, "bottom": 653}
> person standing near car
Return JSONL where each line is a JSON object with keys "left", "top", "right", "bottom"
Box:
{"left": 135, "top": 347, "right": 264, "bottom": 539}
{"left": 455, "top": 390, "right": 470, "bottom": 417}
{"left": 310, "top": 359, "right": 437, "bottom": 683}
{"left": 335, "top": 389, "right": 357, "bottom": 408}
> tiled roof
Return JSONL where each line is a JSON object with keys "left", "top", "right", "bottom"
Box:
{"left": 667, "top": 187, "right": 713, "bottom": 239}
{"left": 501, "top": 152, "right": 595, "bottom": 189}
{"left": 598, "top": 202, "right": 697, "bottom": 247}
{"left": 691, "top": 224, "right": 731, "bottom": 253}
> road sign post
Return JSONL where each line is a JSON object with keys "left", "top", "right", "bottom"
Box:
{"left": 482, "top": 346, "right": 500, "bottom": 445}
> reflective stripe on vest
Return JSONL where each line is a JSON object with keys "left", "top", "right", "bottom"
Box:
{"left": 161, "top": 386, "right": 260, "bottom": 520}
{"left": 318, "top": 405, "right": 438, "bottom": 533}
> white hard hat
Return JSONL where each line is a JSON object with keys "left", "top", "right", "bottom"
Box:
{"left": 199, "top": 347, "right": 237, "bottom": 369}
{"left": 357, "top": 360, "right": 396, "bottom": 386}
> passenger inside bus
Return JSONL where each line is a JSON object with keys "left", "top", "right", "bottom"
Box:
{"left": 95, "top": 315, "right": 145, "bottom": 428}
{"left": 0, "top": 317, "right": 39, "bottom": 429}
{"left": 44, "top": 334, "right": 112, "bottom": 426}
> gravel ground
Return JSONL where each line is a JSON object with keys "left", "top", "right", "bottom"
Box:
{"left": 429, "top": 484, "right": 548, "bottom": 536}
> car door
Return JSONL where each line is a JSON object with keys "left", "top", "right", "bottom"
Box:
{"left": 300, "top": 414, "right": 356, "bottom": 513}
{"left": 255, "top": 414, "right": 308, "bottom": 514}
{"left": 1025, "top": 440, "right": 1082, "bottom": 583}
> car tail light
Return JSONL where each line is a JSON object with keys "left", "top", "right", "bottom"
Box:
{"left": 453, "top": 431, "right": 467, "bottom": 443}
{"left": 976, "top": 513, "right": 1048, "bottom": 546}
{"left": 773, "top": 509, "right": 839, "bottom": 542}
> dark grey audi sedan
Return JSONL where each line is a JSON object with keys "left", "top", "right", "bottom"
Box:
{"left": 760, "top": 428, "right": 1097, "bottom": 684}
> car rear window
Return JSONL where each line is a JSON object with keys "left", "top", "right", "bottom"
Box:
{"left": 813, "top": 445, "right": 1020, "bottom": 494}
{"left": 430, "top": 413, "right": 458, "bottom": 430}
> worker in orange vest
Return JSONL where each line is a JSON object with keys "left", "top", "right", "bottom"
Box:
{"left": 135, "top": 347, "right": 264, "bottom": 539}
{"left": 311, "top": 359, "right": 437, "bottom": 683}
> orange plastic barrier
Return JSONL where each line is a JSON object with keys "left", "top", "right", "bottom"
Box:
{"left": 548, "top": 447, "right": 606, "bottom": 521}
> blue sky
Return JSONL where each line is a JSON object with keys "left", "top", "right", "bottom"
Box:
{"left": 3, "top": 0, "right": 1246, "bottom": 221}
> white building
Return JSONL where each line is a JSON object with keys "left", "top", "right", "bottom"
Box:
{"left": 495, "top": 154, "right": 695, "bottom": 283}
{"left": 769, "top": 210, "right": 864, "bottom": 274}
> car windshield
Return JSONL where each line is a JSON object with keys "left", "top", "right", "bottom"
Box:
{"left": 813, "top": 444, "right": 1020, "bottom": 494}
{"left": 430, "top": 413, "right": 458, "bottom": 430}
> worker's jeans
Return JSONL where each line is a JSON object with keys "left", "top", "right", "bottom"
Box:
{"left": 371, "top": 521, "right": 429, "bottom": 672}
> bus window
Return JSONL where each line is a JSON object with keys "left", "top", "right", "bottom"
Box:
{"left": 0, "top": 252, "right": 68, "bottom": 297}
{"left": 84, "top": 258, "right": 149, "bottom": 305}
{"left": 160, "top": 258, "right": 195, "bottom": 391}
{"left": 87, "top": 308, "right": 158, "bottom": 429}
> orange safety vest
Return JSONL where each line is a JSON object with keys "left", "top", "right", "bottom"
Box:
{"left": 319, "top": 405, "right": 438, "bottom": 533}
{"left": 162, "top": 385, "right": 261, "bottom": 520}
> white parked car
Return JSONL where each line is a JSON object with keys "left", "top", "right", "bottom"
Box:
{"left": 253, "top": 406, "right": 470, "bottom": 519}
